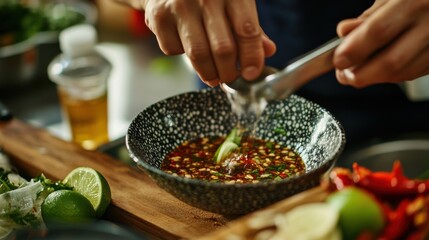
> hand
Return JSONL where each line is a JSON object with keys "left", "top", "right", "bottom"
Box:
{"left": 334, "top": 0, "right": 429, "bottom": 88}
{"left": 141, "top": 0, "right": 276, "bottom": 87}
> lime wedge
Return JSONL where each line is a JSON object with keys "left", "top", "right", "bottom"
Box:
{"left": 214, "top": 141, "right": 239, "bottom": 164}
{"left": 63, "top": 167, "right": 111, "bottom": 217}
{"left": 214, "top": 128, "right": 242, "bottom": 164}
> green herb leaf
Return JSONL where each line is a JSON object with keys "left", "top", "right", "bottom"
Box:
{"left": 0, "top": 170, "right": 18, "bottom": 194}
{"left": 32, "top": 174, "right": 73, "bottom": 192}
{"left": 274, "top": 127, "right": 287, "bottom": 136}
{"left": 8, "top": 210, "right": 39, "bottom": 227}
{"left": 266, "top": 142, "right": 274, "bottom": 150}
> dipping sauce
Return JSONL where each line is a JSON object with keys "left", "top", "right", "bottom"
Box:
{"left": 161, "top": 136, "right": 305, "bottom": 183}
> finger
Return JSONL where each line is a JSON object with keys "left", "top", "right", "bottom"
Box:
{"left": 144, "top": 2, "right": 184, "bottom": 55}
{"left": 262, "top": 31, "right": 277, "bottom": 57}
{"left": 201, "top": 0, "right": 239, "bottom": 84}
{"left": 226, "top": 0, "right": 264, "bottom": 81}
{"left": 336, "top": 67, "right": 363, "bottom": 87}
{"left": 336, "top": 18, "right": 363, "bottom": 37}
{"left": 154, "top": 28, "right": 184, "bottom": 55}
{"left": 338, "top": 44, "right": 429, "bottom": 88}
{"left": 357, "top": 0, "right": 389, "bottom": 19}
{"left": 334, "top": 0, "right": 412, "bottom": 70}
{"left": 380, "top": 17, "right": 429, "bottom": 81}
{"left": 399, "top": 45, "right": 429, "bottom": 81}
{"left": 337, "top": 0, "right": 389, "bottom": 39}
{"left": 175, "top": 3, "right": 220, "bottom": 87}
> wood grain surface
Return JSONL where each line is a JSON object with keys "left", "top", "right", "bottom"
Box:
{"left": 197, "top": 186, "right": 329, "bottom": 240}
{"left": 0, "top": 119, "right": 228, "bottom": 240}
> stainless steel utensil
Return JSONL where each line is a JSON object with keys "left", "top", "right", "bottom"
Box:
{"left": 220, "top": 37, "right": 343, "bottom": 103}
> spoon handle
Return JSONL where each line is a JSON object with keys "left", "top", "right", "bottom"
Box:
{"left": 263, "top": 37, "right": 343, "bottom": 100}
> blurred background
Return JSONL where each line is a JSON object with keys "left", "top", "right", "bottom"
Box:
{"left": 0, "top": 0, "right": 197, "bottom": 143}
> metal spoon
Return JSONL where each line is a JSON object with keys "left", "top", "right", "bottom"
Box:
{"left": 220, "top": 37, "right": 343, "bottom": 106}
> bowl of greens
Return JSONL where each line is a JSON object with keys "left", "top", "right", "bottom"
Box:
{"left": 0, "top": 0, "right": 96, "bottom": 87}
{"left": 126, "top": 87, "right": 346, "bottom": 216}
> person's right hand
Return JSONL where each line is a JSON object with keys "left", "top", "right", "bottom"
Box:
{"left": 141, "top": 0, "right": 276, "bottom": 87}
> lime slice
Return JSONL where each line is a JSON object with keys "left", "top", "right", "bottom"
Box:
{"left": 274, "top": 203, "right": 339, "bottom": 239}
{"left": 63, "top": 167, "right": 111, "bottom": 217}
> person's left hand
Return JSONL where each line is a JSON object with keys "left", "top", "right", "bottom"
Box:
{"left": 334, "top": 0, "right": 429, "bottom": 88}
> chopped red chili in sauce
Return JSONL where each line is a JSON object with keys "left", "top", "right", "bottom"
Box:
{"left": 161, "top": 136, "right": 305, "bottom": 183}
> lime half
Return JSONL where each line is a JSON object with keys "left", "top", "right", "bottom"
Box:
{"left": 41, "top": 189, "right": 96, "bottom": 224}
{"left": 327, "top": 187, "right": 385, "bottom": 240}
{"left": 63, "top": 167, "right": 111, "bottom": 217}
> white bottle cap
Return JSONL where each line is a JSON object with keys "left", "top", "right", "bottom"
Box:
{"left": 59, "top": 24, "right": 97, "bottom": 57}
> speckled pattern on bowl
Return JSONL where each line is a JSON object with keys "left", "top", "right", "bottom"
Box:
{"left": 126, "top": 87, "right": 346, "bottom": 216}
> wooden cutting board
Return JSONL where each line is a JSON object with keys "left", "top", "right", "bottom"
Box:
{"left": 196, "top": 186, "right": 328, "bottom": 240}
{"left": 0, "top": 119, "right": 229, "bottom": 240}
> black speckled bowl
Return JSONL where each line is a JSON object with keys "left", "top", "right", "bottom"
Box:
{"left": 126, "top": 88, "right": 345, "bottom": 216}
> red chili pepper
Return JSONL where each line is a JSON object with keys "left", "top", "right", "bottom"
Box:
{"left": 406, "top": 231, "right": 426, "bottom": 240}
{"left": 379, "top": 199, "right": 412, "bottom": 240}
{"left": 406, "top": 223, "right": 429, "bottom": 240}
{"left": 196, "top": 150, "right": 207, "bottom": 158}
{"left": 406, "top": 195, "right": 429, "bottom": 240}
{"left": 328, "top": 163, "right": 429, "bottom": 239}
{"left": 328, "top": 167, "right": 355, "bottom": 191}
{"left": 352, "top": 161, "right": 429, "bottom": 196}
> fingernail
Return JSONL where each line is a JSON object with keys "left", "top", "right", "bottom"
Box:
{"left": 336, "top": 69, "right": 347, "bottom": 85}
{"left": 242, "top": 66, "right": 259, "bottom": 80}
{"left": 203, "top": 78, "right": 219, "bottom": 88}
{"left": 343, "top": 68, "right": 356, "bottom": 82}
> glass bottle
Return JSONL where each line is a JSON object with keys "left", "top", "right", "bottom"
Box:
{"left": 48, "top": 24, "right": 111, "bottom": 150}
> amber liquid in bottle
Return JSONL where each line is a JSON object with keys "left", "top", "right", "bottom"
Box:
{"left": 48, "top": 25, "right": 111, "bottom": 151}
{"left": 58, "top": 88, "right": 109, "bottom": 150}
